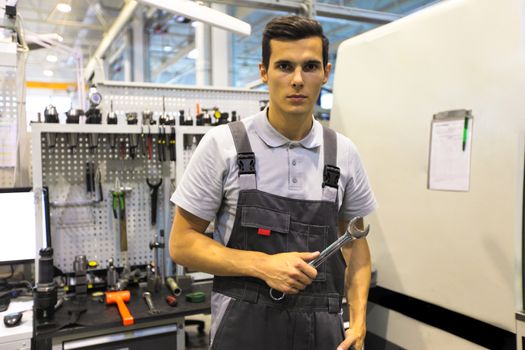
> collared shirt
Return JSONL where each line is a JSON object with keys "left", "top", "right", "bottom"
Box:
{"left": 171, "top": 108, "right": 376, "bottom": 246}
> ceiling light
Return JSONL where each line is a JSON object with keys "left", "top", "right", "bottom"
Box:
{"left": 138, "top": 0, "right": 251, "bottom": 36}
{"left": 43, "top": 70, "right": 54, "bottom": 77}
{"left": 46, "top": 55, "right": 58, "bottom": 63}
{"left": 56, "top": 3, "right": 72, "bottom": 13}
{"left": 163, "top": 45, "right": 172, "bottom": 52}
{"left": 187, "top": 48, "right": 198, "bottom": 60}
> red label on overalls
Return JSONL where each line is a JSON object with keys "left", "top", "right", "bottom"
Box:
{"left": 257, "top": 228, "right": 271, "bottom": 236}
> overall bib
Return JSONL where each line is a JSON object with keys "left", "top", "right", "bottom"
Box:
{"left": 212, "top": 121, "right": 347, "bottom": 350}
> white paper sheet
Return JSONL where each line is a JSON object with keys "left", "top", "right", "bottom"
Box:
{"left": 428, "top": 117, "right": 472, "bottom": 191}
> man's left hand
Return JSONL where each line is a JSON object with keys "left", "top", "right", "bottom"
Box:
{"left": 337, "top": 324, "right": 366, "bottom": 350}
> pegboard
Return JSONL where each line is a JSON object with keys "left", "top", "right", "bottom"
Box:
{"left": 0, "top": 67, "right": 17, "bottom": 172}
{"left": 32, "top": 82, "right": 268, "bottom": 274}
{"left": 41, "top": 133, "right": 165, "bottom": 271}
{"left": 97, "top": 81, "right": 268, "bottom": 125}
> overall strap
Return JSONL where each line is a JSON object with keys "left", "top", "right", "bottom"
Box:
{"left": 228, "top": 121, "right": 256, "bottom": 190}
{"left": 322, "top": 126, "right": 340, "bottom": 203}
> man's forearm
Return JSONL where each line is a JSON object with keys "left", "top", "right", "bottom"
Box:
{"left": 170, "top": 226, "right": 269, "bottom": 279}
{"left": 345, "top": 238, "right": 372, "bottom": 328}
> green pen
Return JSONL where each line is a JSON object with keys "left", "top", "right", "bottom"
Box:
{"left": 462, "top": 117, "right": 468, "bottom": 151}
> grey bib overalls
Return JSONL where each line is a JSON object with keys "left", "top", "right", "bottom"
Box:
{"left": 212, "top": 121, "right": 347, "bottom": 350}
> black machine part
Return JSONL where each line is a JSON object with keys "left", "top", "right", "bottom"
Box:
{"left": 3, "top": 312, "right": 23, "bottom": 327}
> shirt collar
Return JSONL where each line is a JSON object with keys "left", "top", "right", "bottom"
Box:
{"left": 253, "top": 107, "right": 322, "bottom": 149}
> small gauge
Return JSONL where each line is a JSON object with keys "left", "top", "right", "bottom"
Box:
{"left": 88, "top": 87, "right": 102, "bottom": 106}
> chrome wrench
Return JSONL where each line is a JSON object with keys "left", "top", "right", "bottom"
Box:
{"left": 269, "top": 216, "right": 370, "bottom": 301}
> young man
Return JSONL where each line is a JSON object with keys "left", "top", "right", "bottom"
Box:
{"left": 170, "top": 15, "right": 376, "bottom": 350}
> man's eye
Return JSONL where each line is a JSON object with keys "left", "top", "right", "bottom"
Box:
{"left": 277, "top": 63, "right": 293, "bottom": 72}
{"left": 304, "top": 63, "right": 319, "bottom": 72}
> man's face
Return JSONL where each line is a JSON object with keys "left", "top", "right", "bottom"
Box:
{"left": 259, "top": 37, "right": 331, "bottom": 118}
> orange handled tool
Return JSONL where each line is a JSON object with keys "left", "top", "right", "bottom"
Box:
{"left": 106, "top": 290, "right": 134, "bottom": 326}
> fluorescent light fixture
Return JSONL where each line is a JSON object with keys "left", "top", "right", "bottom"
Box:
{"left": 56, "top": 3, "right": 72, "bottom": 13}
{"left": 187, "top": 48, "right": 198, "bottom": 60}
{"left": 43, "top": 70, "right": 54, "bottom": 77}
{"left": 138, "top": 0, "right": 251, "bottom": 36}
{"left": 46, "top": 54, "right": 58, "bottom": 63}
{"left": 163, "top": 45, "right": 172, "bottom": 52}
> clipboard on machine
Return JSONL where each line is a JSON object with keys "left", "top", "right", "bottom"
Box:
{"left": 427, "top": 109, "right": 473, "bottom": 191}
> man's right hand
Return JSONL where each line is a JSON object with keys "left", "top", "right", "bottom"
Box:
{"left": 259, "top": 251, "right": 320, "bottom": 294}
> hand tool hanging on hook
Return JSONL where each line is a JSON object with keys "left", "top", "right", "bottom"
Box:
{"left": 107, "top": 100, "right": 118, "bottom": 149}
{"left": 169, "top": 127, "right": 176, "bottom": 161}
{"left": 147, "top": 178, "right": 162, "bottom": 226}
{"left": 43, "top": 105, "right": 59, "bottom": 150}
{"left": 269, "top": 216, "right": 371, "bottom": 301}
{"left": 126, "top": 113, "right": 138, "bottom": 159}
{"left": 86, "top": 86, "right": 103, "bottom": 153}
{"left": 157, "top": 127, "right": 167, "bottom": 162}
{"left": 65, "top": 107, "right": 82, "bottom": 151}
{"left": 112, "top": 188, "right": 129, "bottom": 252}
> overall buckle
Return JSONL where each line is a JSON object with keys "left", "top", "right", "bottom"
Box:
{"left": 322, "top": 165, "right": 340, "bottom": 188}
{"left": 237, "top": 152, "right": 256, "bottom": 175}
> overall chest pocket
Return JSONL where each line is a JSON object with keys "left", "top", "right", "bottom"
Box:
{"left": 241, "top": 206, "right": 328, "bottom": 281}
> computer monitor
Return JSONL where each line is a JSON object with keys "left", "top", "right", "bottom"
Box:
{"left": 0, "top": 187, "right": 50, "bottom": 265}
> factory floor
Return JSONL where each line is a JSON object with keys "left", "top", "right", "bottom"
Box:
{"left": 186, "top": 313, "right": 211, "bottom": 349}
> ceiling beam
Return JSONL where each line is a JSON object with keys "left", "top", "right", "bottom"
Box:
{"left": 151, "top": 42, "right": 195, "bottom": 78}
{"left": 21, "top": 17, "right": 106, "bottom": 31}
{"left": 84, "top": 0, "right": 139, "bottom": 80}
{"left": 206, "top": 0, "right": 402, "bottom": 24}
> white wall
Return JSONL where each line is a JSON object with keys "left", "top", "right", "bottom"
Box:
{"left": 331, "top": 0, "right": 525, "bottom": 334}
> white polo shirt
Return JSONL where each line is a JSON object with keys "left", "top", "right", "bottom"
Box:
{"left": 171, "top": 108, "right": 377, "bottom": 245}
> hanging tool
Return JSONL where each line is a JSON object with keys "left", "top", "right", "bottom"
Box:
{"left": 126, "top": 113, "right": 138, "bottom": 159}
{"left": 141, "top": 111, "right": 154, "bottom": 157}
{"left": 65, "top": 107, "right": 82, "bottom": 150}
{"left": 43, "top": 105, "right": 59, "bottom": 150}
{"left": 95, "top": 168, "right": 103, "bottom": 202}
{"left": 107, "top": 100, "right": 118, "bottom": 149}
{"left": 147, "top": 178, "right": 162, "bottom": 225}
{"left": 112, "top": 190, "right": 127, "bottom": 251}
{"left": 159, "top": 96, "right": 168, "bottom": 125}
{"left": 85, "top": 86, "right": 103, "bottom": 153}
{"left": 269, "top": 217, "right": 371, "bottom": 301}
{"left": 169, "top": 127, "right": 176, "bottom": 161}
{"left": 157, "top": 127, "right": 166, "bottom": 162}
{"left": 105, "top": 290, "right": 134, "bottom": 326}
{"left": 86, "top": 162, "right": 95, "bottom": 195}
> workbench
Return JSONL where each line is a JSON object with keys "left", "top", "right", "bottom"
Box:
{"left": 33, "top": 282, "right": 211, "bottom": 350}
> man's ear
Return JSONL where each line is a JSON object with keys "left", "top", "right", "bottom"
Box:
{"left": 259, "top": 63, "right": 268, "bottom": 83}
{"left": 323, "top": 62, "right": 332, "bottom": 84}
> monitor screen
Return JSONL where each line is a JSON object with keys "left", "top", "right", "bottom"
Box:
{"left": 0, "top": 187, "right": 50, "bottom": 264}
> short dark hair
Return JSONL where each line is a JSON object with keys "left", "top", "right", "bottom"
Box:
{"left": 262, "top": 15, "right": 329, "bottom": 71}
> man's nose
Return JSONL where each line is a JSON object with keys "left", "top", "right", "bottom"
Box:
{"left": 291, "top": 67, "right": 304, "bottom": 89}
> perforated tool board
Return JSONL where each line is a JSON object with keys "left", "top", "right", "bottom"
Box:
{"left": 31, "top": 81, "right": 268, "bottom": 274}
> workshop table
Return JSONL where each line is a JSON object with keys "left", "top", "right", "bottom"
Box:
{"left": 33, "top": 282, "right": 211, "bottom": 350}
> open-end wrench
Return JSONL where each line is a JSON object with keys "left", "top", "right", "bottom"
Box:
{"left": 269, "top": 216, "right": 370, "bottom": 301}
